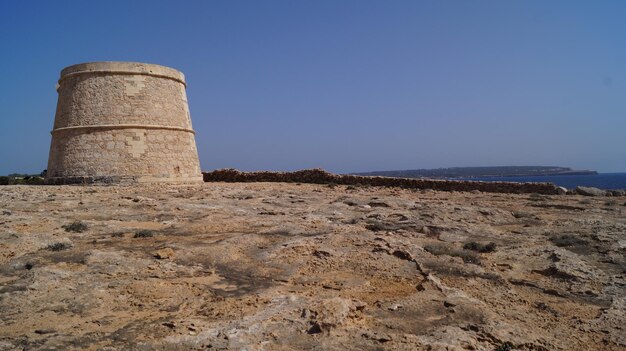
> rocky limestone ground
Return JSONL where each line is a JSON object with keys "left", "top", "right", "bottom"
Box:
{"left": 0, "top": 182, "right": 624, "bottom": 351}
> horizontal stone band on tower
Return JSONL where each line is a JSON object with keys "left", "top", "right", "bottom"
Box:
{"left": 60, "top": 61, "right": 185, "bottom": 83}
{"left": 45, "top": 61, "right": 203, "bottom": 184}
{"left": 50, "top": 124, "right": 196, "bottom": 135}
{"left": 58, "top": 70, "right": 186, "bottom": 88}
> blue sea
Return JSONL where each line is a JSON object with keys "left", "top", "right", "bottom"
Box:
{"left": 455, "top": 173, "right": 626, "bottom": 190}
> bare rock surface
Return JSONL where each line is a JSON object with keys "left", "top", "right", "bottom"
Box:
{"left": 0, "top": 183, "right": 624, "bottom": 350}
{"left": 575, "top": 186, "right": 608, "bottom": 197}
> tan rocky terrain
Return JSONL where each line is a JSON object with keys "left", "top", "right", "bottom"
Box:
{"left": 0, "top": 182, "right": 624, "bottom": 350}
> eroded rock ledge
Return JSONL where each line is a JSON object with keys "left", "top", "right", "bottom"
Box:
{"left": 1, "top": 182, "right": 624, "bottom": 350}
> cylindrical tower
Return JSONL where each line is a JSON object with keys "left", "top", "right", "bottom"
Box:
{"left": 46, "top": 62, "right": 203, "bottom": 184}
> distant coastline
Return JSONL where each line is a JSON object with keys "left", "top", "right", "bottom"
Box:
{"left": 352, "top": 166, "right": 598, "bottom": 179}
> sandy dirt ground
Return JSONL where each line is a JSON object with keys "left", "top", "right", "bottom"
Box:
{"left": 0, "top": 182, "right": 624, "bottom": 350}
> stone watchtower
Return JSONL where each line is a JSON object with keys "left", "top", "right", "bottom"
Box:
{"left": 45, "top": 62, "right": 203, "bottom": 184}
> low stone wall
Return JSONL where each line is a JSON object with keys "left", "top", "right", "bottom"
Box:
{"left": 202, "top": 169, "right": 564, "bottom": 195}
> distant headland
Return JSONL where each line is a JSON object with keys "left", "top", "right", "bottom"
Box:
{"left": 352, "top": 166, "right": 598, "bottom": 179}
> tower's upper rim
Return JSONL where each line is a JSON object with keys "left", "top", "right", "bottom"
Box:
{"left": 59, "top": 61, "right": 185, "bottom": 84}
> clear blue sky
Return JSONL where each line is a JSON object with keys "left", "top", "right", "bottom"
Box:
{"left": 1, "top": 0, "right": 624, "bottom": 174}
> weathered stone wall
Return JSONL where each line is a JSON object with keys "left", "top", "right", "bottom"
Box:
{"left": 203, "top": 169, "right": 565, "bottom": 195}
{"left": 46, "top": 62, "right": 202, "bottom": 184}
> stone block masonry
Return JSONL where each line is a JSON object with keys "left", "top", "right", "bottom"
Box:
{"left": 46, "top": 62, "right": 203, "bottom": 184}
